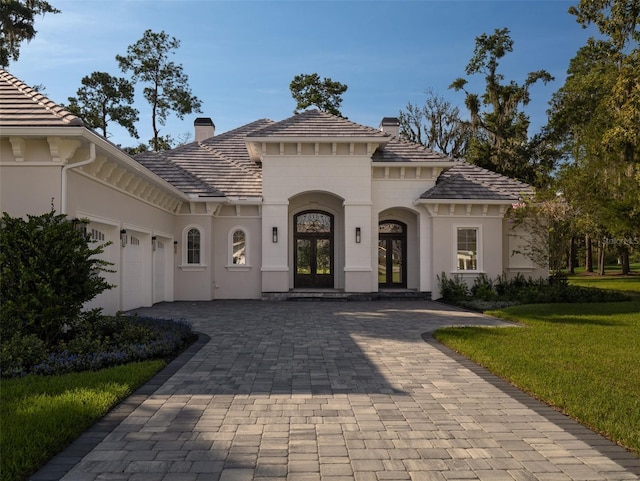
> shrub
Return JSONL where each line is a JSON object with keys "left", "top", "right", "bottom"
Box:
{"left": 0, "top": 211, "right": 112, "bottom": 347}
{"left": 437, "top": 272, "right": 470, "bottom": 303}
{"left": 0, "top": 316, "right": 194, "bottom": 379}
{"left": 439, "top": 271, "right": 629, "bottom": 309}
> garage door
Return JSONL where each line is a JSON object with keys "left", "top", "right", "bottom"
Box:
{"left": 83, "top": 224, "right": 120, "bottom": 315}
{"left": 153, "top": 238, "right": 167, "bottom": 303}
{"left": 122, "top": 233, "right": 144, "bottom": 311}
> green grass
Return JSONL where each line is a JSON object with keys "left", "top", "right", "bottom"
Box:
{"left": 568, "top": 266, "right": 640, "bottom": 295}
{"left": 0, "top": 360, "right": 165, "bottom": 481}
{"left": 434, "top": 300, "right": 640, "bottom": 456}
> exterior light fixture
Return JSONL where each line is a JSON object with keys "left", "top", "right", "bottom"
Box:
{"left": 272, "top": 227, "right": 278, "bottom": 243}
{"left": 152, "top": 236, "right": 157, "bottom": 251}
{"left": 120, "top": 229, "right": 127, "bottom": 248}
{"left": 355, "top": 227, "right": 361, "bottom": 243}
{"left": 173, "top": 240, "right": 178, "bottom": 254}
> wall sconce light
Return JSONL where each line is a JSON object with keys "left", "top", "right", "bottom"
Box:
{"left": 152, "top": 236, "right": 157, "bottom": 251}
{"left": 272, "top": 227, "right": 278, "bottom": 243}
{"left": 173, "top": 240, "right": 178, "bottom": 254}
{"left": 355, "top": 227, "right": 361, "bottom": 243}
{"left": 120, "top": 229, "right": 127, "bottom": 248}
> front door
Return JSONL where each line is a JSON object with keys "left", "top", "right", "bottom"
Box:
{"left": 294, "top": 211, "right": 334, "bottom": 288}
{"left": 378, "top": 221, "right": 407, "bottom": 288}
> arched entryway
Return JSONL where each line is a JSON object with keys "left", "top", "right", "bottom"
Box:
{"left": 294, "top": 210, "right": 334, "bottom": 288}
{"left": 378, "top": 220, "right": 407, "bottom": 288}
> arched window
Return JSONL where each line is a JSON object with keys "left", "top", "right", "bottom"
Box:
{"left": 187, "top": 227, "right": 201, "bottom": 264}
{"left": 232, "top": 229, "right": 246, "bottom": 265}
{"left": 227, "top": 227, "right": 250, "bottom": 268}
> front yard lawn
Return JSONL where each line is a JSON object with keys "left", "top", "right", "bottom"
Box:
{"left": 434, "top": 299, "right": 640, "bottom": 457}
{"left": 0, "top": 360, "right": 165, "bottom": 481}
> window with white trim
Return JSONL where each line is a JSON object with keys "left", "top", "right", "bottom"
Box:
{"left": 227, "top": 227, "right": 250, "bottom": 268}
{"left": 232, "top": 229, "right": 246, "bottom": 265}
{"left": 457, "top": 227, "right": 478, "bottom": 271}
{"left": 186, "top": 227, "right": 201, "bottom": 264}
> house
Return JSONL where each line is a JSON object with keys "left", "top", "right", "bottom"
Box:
{"left": 0, "top": 69, "right": 545, "bottom": 313}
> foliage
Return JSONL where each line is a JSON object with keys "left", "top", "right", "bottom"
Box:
{"left": 450, "top": 28, "right": 555, "bottom": 186}
{"left": 0, "top": 0, "right": 59, "bottom": 67}
{"left": 437, "top": 271, "right": 629, "bottom": 308}
{"left": 546, "top": 1, "right": 640, "bottom": 275}
{"left": 0, "top": 211, "right": 112, "bottom": 347}
{"left": 116, "top": 29, "right": 202, "bottom": 152}
{"left": 65, "top": 71, "right": 139, "bottom": 139}
{"left": 0, "top": 360, "right": 165, "bottom": 481}
{"left": 398, "top": 88, "right": 470, "bottom": 157}
{"left": 290, "top": 73, "right": 348, "bottom": 117}
{"left": 506, "top": 194, "right": 573, "bottom": 276}
{"left": 434, "top": 298, "right": 640, "bottom": 457}
{"left": 0, "top": 314, "right": 194, "bottom": 378}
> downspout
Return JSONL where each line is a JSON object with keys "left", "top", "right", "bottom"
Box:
{"left": 61, "top": 142, "right": 96, "bottom": 215}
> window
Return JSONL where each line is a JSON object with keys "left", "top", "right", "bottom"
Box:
{"left": 187, "top": 228, "right": 201, "bottom": 264}
{"left": 457, "top": 228, "right": 478, "bottom": 271}
{"left": 232, "top": 230, "right": 246, "bottom": 265}
{"left": 227, "top": 227, "right": 250, "bottom": 269}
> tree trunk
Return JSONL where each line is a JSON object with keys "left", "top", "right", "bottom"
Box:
{"left": 620, "top": 246, "right": 630, "bottom": 275}
{"left": 585, "top": 234, "right": 593, "bottom": 272}
{"left": 567, "top": 236, "right": 576, "bottom": 274}
{"left": 598, "top": 241, "right": 606, "bottom": 276}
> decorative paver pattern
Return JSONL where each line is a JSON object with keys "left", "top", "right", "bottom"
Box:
{"left": 33, "top": 300, "right": 639, "bottom": 481}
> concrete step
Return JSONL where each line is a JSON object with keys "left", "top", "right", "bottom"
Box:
{"left": 262, "top": 290, "right": 431, "bottom": 302}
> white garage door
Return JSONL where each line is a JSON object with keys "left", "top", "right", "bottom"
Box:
{"left": 122, "top": 233, "right": 144, "bottom": 311}
{"left": 153, "top": 239, "right": 167, "bottom": 303}
{"left": 83, "top": 224, "right": 119, "bottom": 315}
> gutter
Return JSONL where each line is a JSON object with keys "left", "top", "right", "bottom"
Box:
{"left": 61, "top": 142, "right": 96, "bottom": 215}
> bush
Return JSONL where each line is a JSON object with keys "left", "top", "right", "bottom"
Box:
{"left": 438, "top": 271, "right": 629, "bottom": 309}
{"left": 0, "top": 315, "right": 194, "bottom": 379}
{"left": 437, "top": 272, "right": 470, "bottom": 303}
{"left": 0, "top": 211, "right": 112, "bottom": 347}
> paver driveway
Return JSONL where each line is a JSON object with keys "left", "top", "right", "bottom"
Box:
{"left": 36, "top": 300, "right": 639, "bottom": 481}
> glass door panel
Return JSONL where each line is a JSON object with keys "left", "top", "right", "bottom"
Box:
{"left": 296, "top": 239, "right": 311, "bottom": 274}
{"left": 378, "top": 240, "right": 387, "bottom": 283}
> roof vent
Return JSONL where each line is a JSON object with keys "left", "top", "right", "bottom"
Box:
{"left": 194, "top": 117, "right": 215, "bottom": 142}
{"left": 379, "top": 117, "right": 399, "bottom": 137}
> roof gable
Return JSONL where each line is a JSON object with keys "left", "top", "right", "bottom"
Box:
{"left": 0, "top": 69, "right": 82, "bottom": 127}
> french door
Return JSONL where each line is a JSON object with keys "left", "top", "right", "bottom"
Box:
{"left": 378, "top": 221, "right": 407, "bottom": 288}
{"left": 294, "top": 211, "right": 334, "bottom": 288}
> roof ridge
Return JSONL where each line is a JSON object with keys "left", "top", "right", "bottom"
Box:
{"left": 0, "top": 69, "right": 82, "bottom": 126}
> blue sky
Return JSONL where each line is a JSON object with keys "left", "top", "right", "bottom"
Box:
{"left": 8, "top": 0, "right": 599, "bottom": 149}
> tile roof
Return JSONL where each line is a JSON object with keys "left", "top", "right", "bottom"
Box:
{"left": 136, "top": 120, "right": 272, "bottom": 198}
{"left": 420, "top": 162, "right": 534, "bottom": 201}
{"left": 0, "top": 69, "right": 82, "bottom": 127}
{"left": 134, "top": 152, "right": 225, "bottom": 198}
{"left": 0, "top": 69, "right": 533, "bottom": 203}
{"left": 247, "top": 109, "right": 390, "bottom": 138}
{"left": 373, "top": 137, "right": 453, "bottom": 163}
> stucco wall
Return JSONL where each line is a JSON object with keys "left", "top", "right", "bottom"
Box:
{"left": 212, "top": 216, "right": 262, "bottom": 299}
{"left": 430, "top": 210, "right": 505, "bottom": 298}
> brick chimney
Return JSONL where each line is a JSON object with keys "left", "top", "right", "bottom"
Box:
{"left": 194, "top": 117, "right": 215, "bottom": 142}
{"left": 379, "top": 117, "right": 400, "bottom": 137}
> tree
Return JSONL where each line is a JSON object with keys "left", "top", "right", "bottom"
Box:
{"left": 65, "top": 71, "right": 139, "bottom": 139}
{"left": 546, "top": 1, "right": 640, "bottom": 274}
{"left": 290, "top": 73, "right": 348, "bottom": 117}
{"left": 449, "top": 28, "right": 555, "bottom": 185}
{"left": 0, "top": 0, "right": 59, "bottom": 67}
{"left": 398, "top": 89, "right": 470, "bottom": 158}
{"left": 0, "top": 211, "right": 112, "bottom": 346}
{"left": 116, "top": 30, "right": 202, "bottom": 152}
